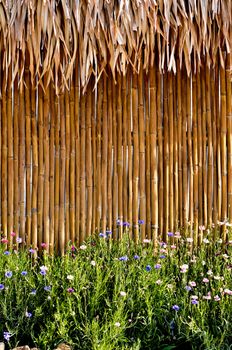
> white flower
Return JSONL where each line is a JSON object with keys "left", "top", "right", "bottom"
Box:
{"left": 91, "top": 260, "right": 96, "bottom": 266}
{"left": 203, "top": 295, "right": 211, "bottom": 300}
{"left": 222, "top": 254, "right": 229, "bottom": 259}
{"left": 155, "top": 279, "right": 162, "bottom": 285}
{"left": 186, "top": 237, "right": 193, "bottom": 243}
{"left": 115, "top": 322, "right": 121, "bottom": 327}
{"left": 217, "top": 239, "right": 223, "bottom": 244}
{"left": 213, "top": 276, "right": 221, "bottom": 280}
{"left": 202, "top": 260, "right": 206, "bottom": 266}
{"left": 224, "top": 289, "right": 232, "bottom": 295}
{"left": 80, "top": 245, "right": 87, "bottom": 250}
{"left": 207, "top": 269, "right": 213, "bottom": 276}
{"left": 203, "top": 238, "right": 210, "bottom": 244}
{"left": 214, "top": 295, "right": 221, "bottom": 301}
{"left": 143, "top": 239, "right": 151, "bottom": 243}
{"left": 67, "top": 275, "right": 74, "bottom": 281}
{"left": 40, "top": 265, "right": 48, "bottom": 272}
{"left": 120, "top": 291, "right": 127, "bottom": 297}
{"left": 180, "top": 264, "right": 189, "bottom": 273}
{"left": 191, "top": 295, "right": 198, "bottom": 300}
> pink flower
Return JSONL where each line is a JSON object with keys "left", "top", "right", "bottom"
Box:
{"left": 1, "top": 238, "right": 8, "bottom": 244}
{"left": 189, "top": 281, "right": 196, "bottom": 287}
{"left": 67, "top": 288, "right": 74, "bottom": 293}
{"left": 199, "top": 225, "right": 205, "bottom": 231}
{"left": 41, "top": 243, "right": 47, "bottom": 248}
{"left": 171, "top": 245, "right": 176, "bottom": 249}
{"left": 214, "top": 295, "right": 221, "bottom": 301}
{"left": 224, "top": 289, "right": 232, "bottom": 296}
{"left": 10, "top": 232, "right": 16, "bottom": 237}
{"left": 71, "top": 245, "right": 76, "bottom": 251}
{"left": 202, "top": 278, "right": 209, "bottom": 283}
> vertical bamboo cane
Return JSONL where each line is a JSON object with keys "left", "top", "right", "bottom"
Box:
{"left": 192, "top": 73, "right": 198, "bottom": 245}
{"left": 168, "top": 73, "right": 174, "bottom": 233}
{"left": 19, "top": 82, "right": 25, "bottom": 243}
{"left": 38, "top": 85, "right": 44, "bottom": 249}
{"left": 1, "top": 71, "right": 7, "bottom": 237}
{"left": 102, "top": 74, "right": 108, "bottom": 233}
{"left": 220, "top": 64, "right": 227, "bottom": 240}
{"left": 86, "top": 79, "right": 93, "bottom": 238}
{"left": 70, "top": 77, "right": 75, "bottom": 242}
{"left": 112, "top": 79, "right": 118, "bottom": 239}
{"left": 43, "top": 79, "right": 50, "bottom": 248}
{"left": 25, "top": 62, "right": 31, "bottom": 245}
{"left": 31, "top": 83, "right": 38, "bottom": 249}
{"left": 150, "top": 67, "right": 158, "bottom": 244}
{"left": 206, "top": 67, "right": 213, "bottom": 227}
{"left": 127, "top": 71, "right": 133, "bottom": 237}
{"left": 173, "top": 74, "right": 179, "bottom": 230}
{"left": 59, "top": 92, "right": 65, "bottom": 254}
{"left": 117, "top": 74, "right": 123, "bottom": 238}
{"left": 177, "top": 65, "right": 183, "bottom": 228}
{"left": 132, "top": 72, "right": 139, "bottom": 242}
{"left": 182, "top": 70, "right": 188, "bottom": 230}
{"left": 138, "top": 69, "right": 146, "bottom": 240}
{"left": 65, "top": 88, "right": 70, "bottom": 244}
{"left": 74, "top": 65, "right": 80, "bottom": 243}
{"left": 122, "top": 76, "right": 128, "bottom": 226}
{"left": 96, "top": 79, "right": 102, "bottom": 233}
{"left": 49, "top": 85, "right": 55, "bottom": 253}
{"left": 54, "top": 92, "right": 60, "bottom": 252}
{"left": 107, "top": 72, "right": 113, "bottom": 232}
{"left": 13, "top": 78, "right": 19, "bottom": 236}
{"left": 216, "top": 62, "right": 222, "bottom": 223}
{"left": 145, "top": 73, "right": 151, "bottom": 239}
{"left": 197, "top": 70, "right": 203, "bottom": 234}
{"left": 201, "top": 68, "right": 207, "bottom": 228}
{"left": 157, "top": 71, "right": 163, "bottom": 237}
{"left": 163, "top": 74, "right": 169, "bottom": 238}
{"left": 226, "top": 55, "right": 232, "bottom": 223}
{"left": 7, "top": 67, "right": 13, "bottom": 244}
{"left": 92, "top": 80, "right": 97, "bottom": 234}
{"left": 187, "top": 75, "right": 193, "bottom": 233}
{"left": 80, "top": 90, "right": 86, "bottom": 242}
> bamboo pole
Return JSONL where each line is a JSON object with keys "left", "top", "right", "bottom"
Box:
{"left": 43, "top": 77, "right": 50, "bottom": 248}
{"left": 19, "top": 82, "right": 25, "bottom": 243}
{"left": 7, "top": 67, "right": 13, "bottom": 244}
{"left": 182, "top": 70, "right": 188, "bottom": 230}
{"left": 187, "top": 74, "right": 193, "bottom": 232}
{"left": 74, "top": 65, "right": 80, "bottom": 243}
{"left": 122, "top": 75, "right": 128, "bottom": 226}
{"left": 80, "top": 90, "right": 86, "bottom": 242}
{"left": 96, "top": 79, "right": 102, "bottom": 233}
{"left": 220, "top": 63, "right": 227, "bottom": 241}
{"left": 107, "top": 72, "right": 113, "bottom": 232}
{"left": 149, "top": 67, "right": 158, "bottom": 244}
{"left": 138, "top": 68, "right": 146, "bottom": 240}
{"left": 54, "top": 92, "right": 60, "bottom": 252}
{"left": 168, "top": 72, "right": 174, "bottom": 233}
{"left": 31, "top": 83, "right": 38, "bottom": 249}
{"left": 49, "top": 85, "right": 55, "bottom": 253}
{"left": 173, "top": 74, "right": 179, "bottom": 231}
{"left": 132, "top": 72, "right": 139, "bottom": 242}
{"left": 86, "top": 79, "right": 93, "bottom": 238}
{"left": 197, "top": 69, "right": 203, "bottom": 233}
{"left": 25, "top": 61, "right": 31, "bottom": 245}
{"left": 112, "top": 79, "right": 118, "bottom": 239}
{"left": 206, "top": 67, "right": 213, "bottom": 227}
{"left": 211, "top": 68, "right": 218, "bottom": 228}
{"left": 201, "top": 68, "right": 207, "bottom": 227}
{"left": 38, "top": 85, "right": 44, "bottom": 249}
{"left": 163, "top": 74, "right": 169, "bottom": 238}
{"left": 157, "top": 70, "right": 163, "bottom": 237}
{"left": 145, "top": 73, "right": 151, "bottom": 239}
{"left": 127, "top": 70, "right": 133, "bottom": 237}
{"left": 1, "top": 70, "right": 7, "bottom": 237}
{"left": 13, "top": 78, "right": 19, "bottom": 236}
{"left": 117, "top": 74, "right": 123, "bottom": 239}
{"left": 102, "top": 74, "right": 108, "bottom": 234}
{"left": 91, "top": 79, "right": 96, "bottom": 235}
{"left": 177, "top": 65, "right": 183, "bottom": 228}
{"left": 192, "top": 73, "right": 198, "bottom": 244}
{"left": 70, "top": 77, "right": 75, "bottom": 242}
{"left": 59, "top": 92, "right": 65, "bottom": 254}
{"left": 226, "top": 54, "right": 232, "bottom": 223}
{"left": 65, "top": 87, "right": 70, "bottom": 244}
{"left": 216, "top": 61, "right": 222, "bottom": 223}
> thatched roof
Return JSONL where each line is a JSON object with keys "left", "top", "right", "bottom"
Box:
{"left": 0, "top": 0, "right": 231, "bottom": 90}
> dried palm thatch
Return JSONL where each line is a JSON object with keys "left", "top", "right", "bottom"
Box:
{"left": 0, "top": 0, "right": 231, "bottom": 91}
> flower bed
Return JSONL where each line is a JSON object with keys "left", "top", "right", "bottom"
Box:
{"left": 0, "top": 231, "right": 231, "bottom": 349}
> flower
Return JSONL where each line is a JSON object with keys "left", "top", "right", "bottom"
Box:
{"left": 224, "top": 289, "right": 232, "bottom": 296}
{"left": 155, "top": 264, "right": 161, "bottom": 269}
{"left": 5, "top": 271, "right": 12, "bottom": 278}
{"left": 138, "top": 220, "right": 144, "bottom": 225}
{"left": 145, "top": 265, "right": 152, "bottom": 271}
{"left": 25, "top": 311, "right": 32, "bottom": 318}
{"left": 133, "top": 255, "right": 140, "bottom": 260}
{"left": 203, "top": 238, "right": 210, "bottom": 244}
{"left": 118, "top": 256, "right": 128, "bottom": 261}
{"left": 99, "top": 233, "right": 106, "bottom": 238}
{"left": 156, "top": 279, "right": 162, "bottom": 285}
{"left": 120, "top": 291, "right": 127, "bottom": 297}
{"left": 191, "top": 299, "right": 199, "bottom": 305}
{"left": 167, "top": 232, "right": 174, "bottom": 237}
{"left": 207, "top": 269, "right": 213, "bottom": 276}
{"left": 67, "top": 287, "right": 74, "bottom": 293}
{"left": 186, "top": 237, "right": 193, "bottom": 243}
{"left": 91, "top": 260, "right": 96, "bottom": 266}
{"left": 116, "top": 219, "right": 122, "bottom": 226}
{"left": 180, "top": 264, "right": 189, "bottom": 273}
{"left": 44, "top": 286, "right": 51, "bottom": 291}
{"left": 1, "top": 238, "right": 8, "bottom": 244}
{"left": 171, "top": 245, "right": 176, "bottom": 249}
{"left": 191, "top": 295, "right": 198, "bottom": 300}
{"left": 159, "top": 255, "right": 166, "bottom": 259}
{"left": 31, "top": 289, "right": 36, "bottom": 295}
{"left": 114, "top": 322, "right": 121, "bottom": 327}
{"left": 29, "top": 248, "right": 35, "bottom": 254}
{"left": 3, "top": 331, "right": 11, "bottom": 341}
{"left": 67, "top": 275, "right": 74, "bottom": 280}
{"left": 106, "top": 230, "right": 112, "bottom": 236}
{"left": 143, "top": 239, "right": 151, "bottom": 243}
{"left": 4, "top": 251, "right": 10, "bottom": 256}
{"left": 174, "top": 231, "right": 181, "bottom": 238}
{"left": 203, "top": 294, "right": 211, "bottom": 300}
{"left": 202, "top": 278, "right": 209, "bottom": 283}
{"left": 21, "top": 271, "right": 27, "bottom": 276}
{"left": 71, "top": 245, "right": 76, "bottom": 251}
{"left": 0, "top": 284, "right": 5, "bottom": 290}
{"left": 10, "top": 232, "right": 16, "bottom": 237}
{"left": 172, "top": 305, "right": 180, "bottom": 311}
{"left": 199, "top": 225, "right": 205, "bottom": 231}
{"left": 80, "top": 245, "right": 87, "bottom": 250}
{"left": 16, "top": 237, "right": 22, "bottom": 243}
{"left": 41, "top": 243, "right": 47, "bottom": 248}
{"left": 123, "top": 222, "right": 130, "bottom": 227}
{"left": 185, "top": 286, "right": 192, "bottom": 291}
{"left": 40, "top": 266, "right": 48, "bottom": 276}
{"left": 214, "top": 295, "right": 221, "bottom": 301}
{"left": 189, "top": 281, "right": 196, "bottom": 287}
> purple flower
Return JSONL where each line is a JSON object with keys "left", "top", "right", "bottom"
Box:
{"left": 67, "top": 287, "right": 74, "bottom": 293}
{"left": 16, "top": 237, "right": 22, "bottom": 243}
{"left": 116, "top": 219, "right": 123, "bottom": 226}
{"left": 134, "top": 255, "right": 140, "bottom": 260}
{"left": 118, "top": 256, "right": 128, "bottom": 261}
{"left": 31, "top": 289, "right": 36, "bottom": 295}
{"left": 25, "top": 311, "right": 32, "bottom": 318}
{"left": 159, "top": 255, "right": 166, "bottom": 259}
{"left": 4, "top": 251, "right": 11, "bottom": 256}
{"left": 145, "top": 265, "right": 152, "bottom": 272}
{"left": 155, "top": 264, "right": 161, "bottom": 269}
{"left": 106, "top": 230, "right": 112, "bottom": 236}
{"left": 167, "top": 232, "right": 174, "bottom": 237}
{"left": 40, "top": 270, "right": 46, "bottom": 276}
{"left": 123, "top": 222, "right": 130, "bottom": 227}
{"left": 138, "top": 220, "right": 144, "bottom": 225}
{"left": 191, "top": 299, "right": 198, "bottom": 305}
{"left": 29, "top": 248, "right": 35, "bottom": 254}
{"left": 0, "top": 284, "right": 5, "bottom": 290}
{"left": 185, "top": 286, "right": 192, "bottom": 291}
{"left": 5, "top": 271, "right": 12, "bottom": 278}
{"left": 172, "top": 305, "right": 180, "bottom": 311}
{"left": 3, "top": 332, "right": 11, "bottom": 341}
{"left": 99, "top": 233, "right": 106, "bottom": 238}
{"left": 40, "top": 266, "right": 48, "bottom": 276}
{"left": 21, "top": 271, "right": 28, "bottom": 276}
{"left": 44, "top": 286, "right": 51, "bottom": 292}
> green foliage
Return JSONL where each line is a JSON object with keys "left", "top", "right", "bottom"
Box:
{"left": 0, "top": 230, "right": 231, "bottom": 349}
